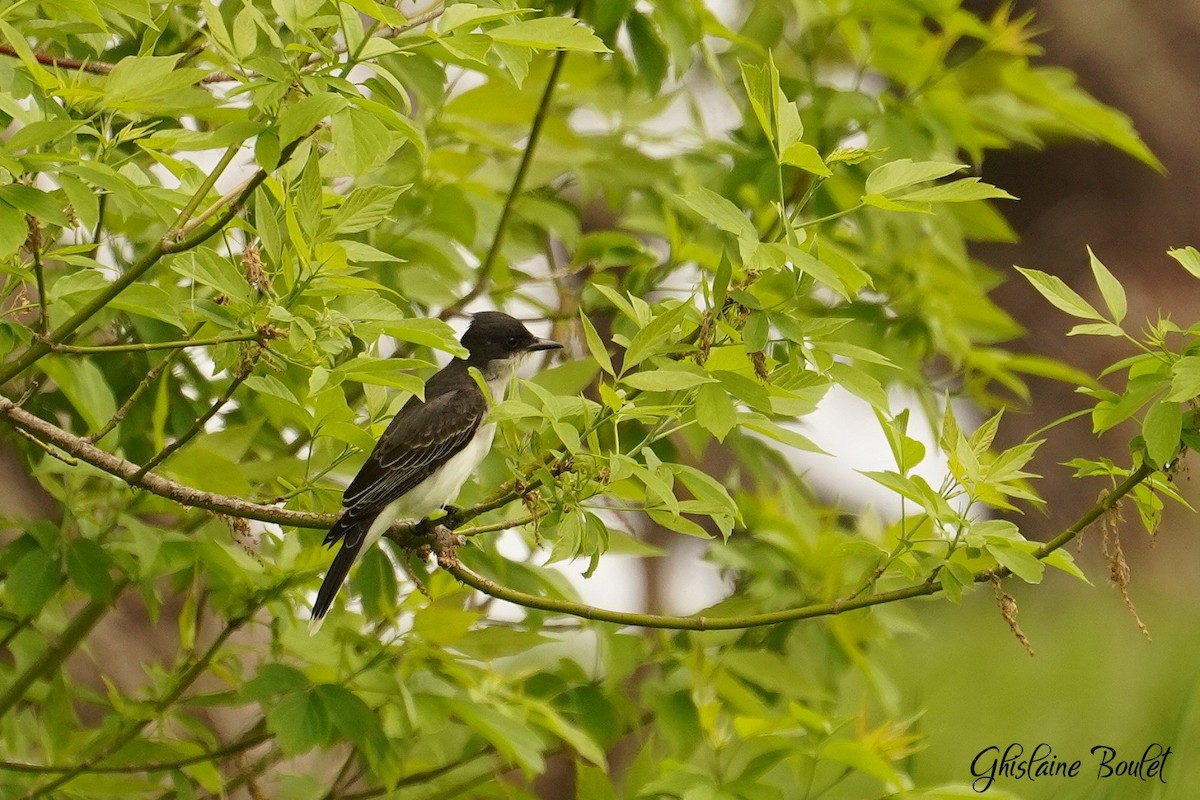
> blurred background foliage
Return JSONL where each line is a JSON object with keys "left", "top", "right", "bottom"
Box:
{"left": 0, "top": 0, "right": 1196, "bottom": 798}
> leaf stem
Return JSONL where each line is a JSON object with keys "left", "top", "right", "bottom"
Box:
{"left": 86, "top": 321, "right": 204, "bottom": 443}
{"left": 795, "top": 202, "right": 864, "bottom": 229}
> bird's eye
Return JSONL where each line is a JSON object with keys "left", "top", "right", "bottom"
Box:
{"left": 507, "top": 335, "right": 521, "bottom": 348}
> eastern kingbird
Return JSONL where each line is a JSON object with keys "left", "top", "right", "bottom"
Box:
{"left": 310, "top": 312, "right": 562, "bottom": 630}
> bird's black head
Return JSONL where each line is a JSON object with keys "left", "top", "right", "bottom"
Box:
{"left": 461, "top": 311, "right": 562, "bottom": 367}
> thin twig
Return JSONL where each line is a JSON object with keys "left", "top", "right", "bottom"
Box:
{"left": 27, "top": 216, "right": 47, "bottom": 335}
{"left": 0, "top": 722, "right": 270, "bottom": 775}
{"left": 0, "top": 44, "right": 113, "bottom": 75}
{"left": 177, "top": 171, "right": 257, "bottom": 239}
{"left": 13, "top": 427, "right": 77, "bottom": 465}
{"left": 0, "top": 395, "right": 425, "bottom": 537}
{"left": 89, "top": 192, "right": 107, "bottom": 258}
{"left": 52, "top": 331, "right": 266, "bottom": 355}
{"left": 168, "top": 144, "right": 241, "bottom": 237}
{"left": 131, "top": 368, "right": 252, "bottom": 482}
{"left": 86, "top": 322, "right": 204, "bottom": 443}
{"left": 441, "top": 39, "right": 572, "bottom": 318}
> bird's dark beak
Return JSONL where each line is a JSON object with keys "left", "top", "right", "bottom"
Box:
{"left": 526, "top": 337, "right": 563, "bottom": 353}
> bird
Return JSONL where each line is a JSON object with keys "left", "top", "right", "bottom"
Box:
{"left": 310, "top": 311, "right": 562, "bottom": 631}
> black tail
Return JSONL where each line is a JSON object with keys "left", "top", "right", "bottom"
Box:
{"left": 310, "top": 514, "right": 368, "bottom": 632}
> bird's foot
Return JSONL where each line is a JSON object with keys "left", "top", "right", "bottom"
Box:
{"left": 432, "top": 524, "right": 466, "bottom": 569}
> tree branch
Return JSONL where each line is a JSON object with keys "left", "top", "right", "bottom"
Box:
{"left": 437, "top": 463, "right": 1156, "bottom": 630}
{"left": 0, "top": 44, "right": 113, "bottom": 75}
{"left": 166, "top": 144, "right": 241, "bottom": 237}
{"left": 27, "top": 216, "right": 48, "bottom": 335}
{"left": 0, "top": 396, "right": 504, "bottom": 543}
{"left": 1, "top": 389, "right": 1158, "bottom": 633}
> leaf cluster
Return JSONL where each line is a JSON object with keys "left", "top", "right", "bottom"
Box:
{"left": 0, "top": 1, "right": 1187, "bottom": 798}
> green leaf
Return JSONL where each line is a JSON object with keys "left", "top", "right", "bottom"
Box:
{"left": 626, "top": 11, "right": 668, "bottom": 94}
{"left": 314, "top": 684, "right": 378, "bottom": 747}
{"left": 244, "top": 664, "right": 310, "bottom": 701}
{"left": 1168, "top": 246, "right": 1200, "bottom": 279}
{"left": 0, "top": 19, "right": 56, "bottom": 88}
{"left": 338, "top": 360, "right": 426, "bottom": 395}
{"left": 1092, "top": 372, "right": 1168, "bottom": 434}
{"left": 278, "top": 93, "right": 349, "bottom": 146}
{"left": 742, "top": 416, "right": 826, "bottom": 454}
{"left": 449, "top": 699, "right": 546, "bottom": 776}
{"left": 1167, "top": 356, "right": 1200, "bottom": 402}
{"left": 862, "top": 193, "right": 929, "bottom": 214}
{"left": 66, "top": 539, "right": 114, "bottom": 601}
{"left": 327, "top": 184, "right": 407, "bottom": 235}
{"left": 976, "top": 520, "right": 1044, "bottom": 583}
{"left": 1068, "top": 322, "right": 1126, "bottom": 337}
{"left": 0, "top": 185, "right": 72, "bottom": 227}
{"left": 578, "top": 310, "right": 614, "bottom": 377}
{"left": 695, "top": 382, "right": 737, "bottom": 442}
{"left": 677, "top": 188, "right": 758, "bottom": 263}
{"left": 864, "top": 159, "right": 965, "bottom": 196}
{"left": 739, "top": 58, "right": 775, "bottom": 145}
{"left": 267, "top": 691, "right": 329, "bottom": 756}
{"left": 622, "top": 301, "right": 695, "bottom": 370}
{"left": 40, "top": 357, "right": 116, "bottom": 433}
{"left": 332, "top": 107, "right": 394, "bottom": 177}
{"left": 528, "top": 701, "right": 607, "bottom": 768}
{"left": 1142, "top": 399, "right": 1182, "bottom": 468}
{"left": 6, "top": 547, "right": 59, "bottom": 616}
{"left": 893, "top": 177, "right": 1015, "bottom": 203}
{"left": 742, "top": 310, "right": 768, "bottom": 351}
{"left": 986, "top": 540, "right": 1044, "bottom": 583}
{"left": 173, "top": 249, "right": 252, "bottom": 304}
{"left": 487, "top": 17, "right": 609, "bottom": 52}
{"left": 938, "top": 561, "right": 974, "bottom": 603}
{"left": 107, "top": 284, "right": 185, "bottom": 329}
{"left": 232, "top": 1, "right": 258, "bottom": 58}
{"left": 821, "top": 739, "right": 905, "bottom": 787}
{"left": 380, "top": 317, "right": 466, "bottom": 357}
{"left": 780, "top": 140, "right": 831, "bottom": 176}
{"left": 1043, "top": 549, "right": 1091, "bottom": 584}
{"left": 102, "top": 56, "right": 210, "bottom": 110}
{"left": 1014, "top": 266, "right": 1105, "bottom": 321}
{"left": 0, "top": 201, "right": 27, "bottom": 260}
{"left": 1087, "top": 246, "right": 1126, "bottom": 323}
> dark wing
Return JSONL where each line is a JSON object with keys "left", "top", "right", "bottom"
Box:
{"left": 322, "top": 381, "right": 487, "bottom": 548}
